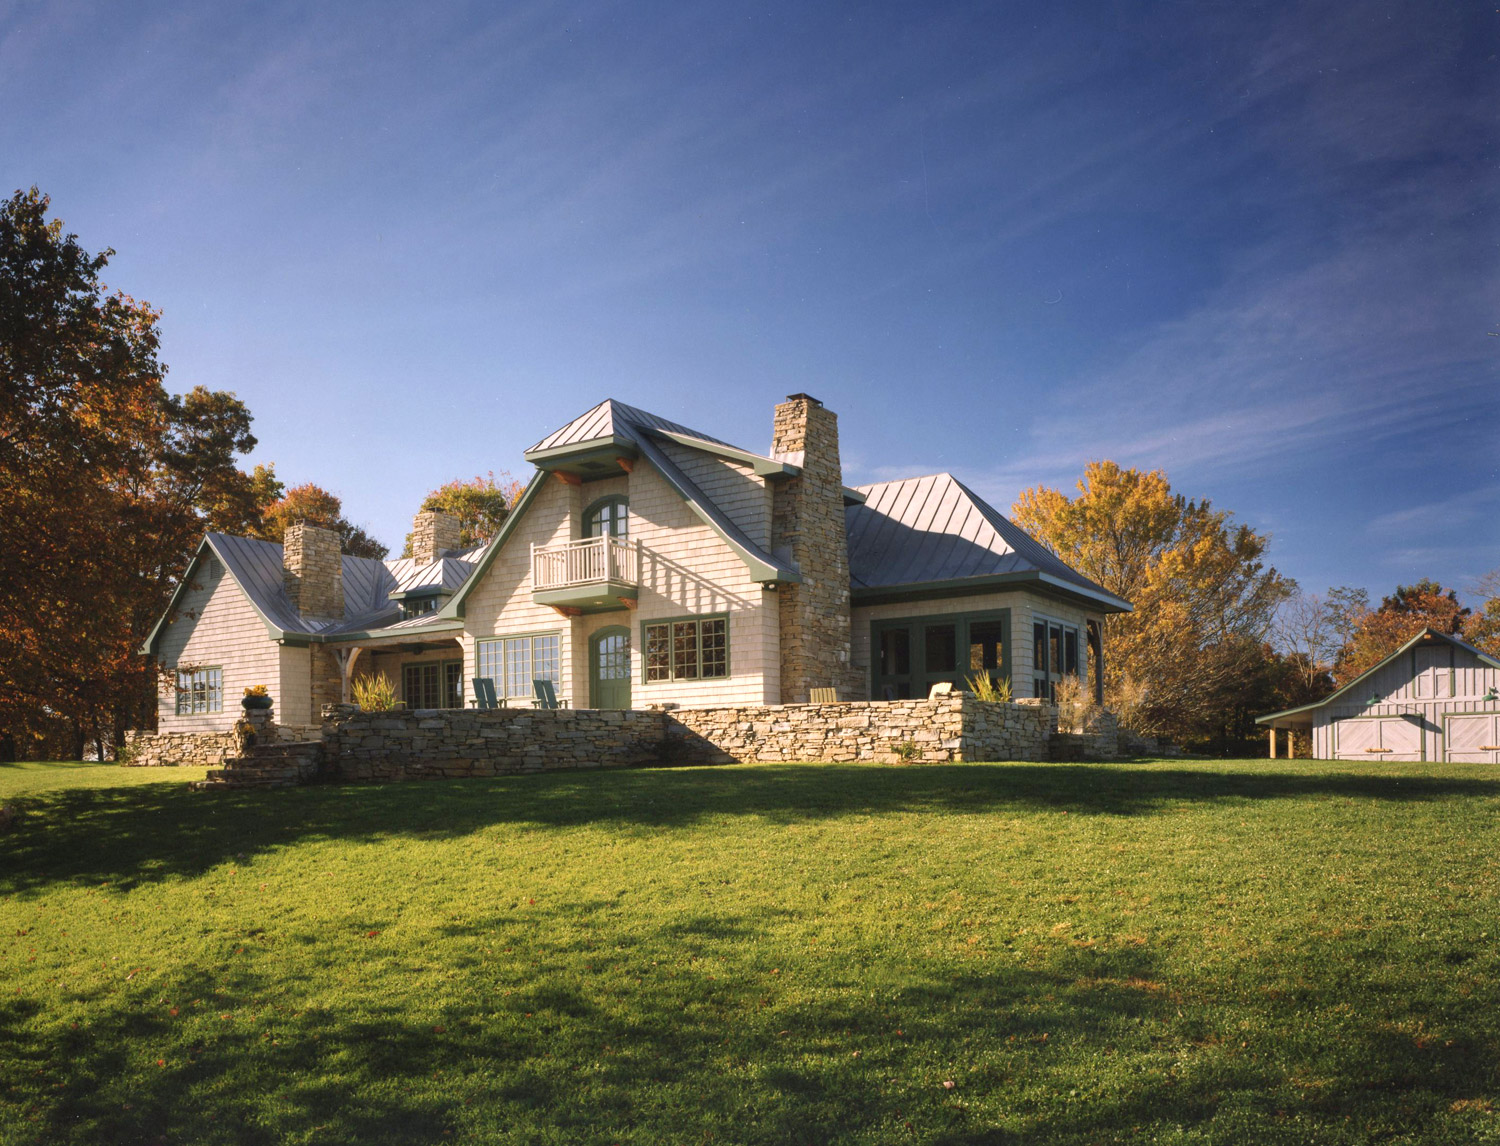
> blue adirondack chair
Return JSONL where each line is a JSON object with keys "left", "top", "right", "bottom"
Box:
{"left": 532, "top": 679, "right": 568, "bottom": 709}
{"left": 471, "top": 677, "right": 501, "bottom": 710}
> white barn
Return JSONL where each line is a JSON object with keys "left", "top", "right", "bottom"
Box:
{"left": 1258, "top": 628, "right": 1500, "bottom": 762}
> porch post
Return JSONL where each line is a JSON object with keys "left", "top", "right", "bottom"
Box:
{"left": 1268, "top": 728, "right": 1277, "bottom": 759}
{"left": 336, "top": 646, "right": 363, "bottom": 704}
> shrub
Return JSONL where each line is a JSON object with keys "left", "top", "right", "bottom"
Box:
{"left": 1054, "top": 675, "right": 1103, "bottom": 733}
{"left": 891, "top": 740, "right": 920, "bottom": 765}
{"left": 966, "top": 674, "right": 1013, "bottom": 703}
{"left": 351, "top": 674, "right": 398, "bottom": 711}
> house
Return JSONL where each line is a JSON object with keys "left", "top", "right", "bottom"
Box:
{"left": 141, "top": 395, "right": 1131, "bottom": 732}
{"left": 1257, "top": 628, "right": 1500, "bottom": 761}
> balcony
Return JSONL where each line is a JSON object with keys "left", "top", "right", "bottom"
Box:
{"left": 530, "top": 536, "right": 640, "bottom": 614}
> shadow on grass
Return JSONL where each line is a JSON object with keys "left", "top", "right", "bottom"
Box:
{"left": 4, "top": 896, "right": 1495, "bottom": 1145}
{"left": 2, "top": 764, "right": 1498, "bottom": 899}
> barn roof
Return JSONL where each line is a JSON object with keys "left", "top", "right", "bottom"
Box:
{"left": 1256, "top": 627, "right": 1500, "bottom": 727}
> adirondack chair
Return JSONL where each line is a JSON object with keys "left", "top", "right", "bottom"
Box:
{"left": 470, "top": 677, "right": 502, "bottom": 710}
{"left": 809, "top": 687, "right": 838, "bottom": 704}
{"left": 532, "top": 679, "right": 569, "bottom": 709}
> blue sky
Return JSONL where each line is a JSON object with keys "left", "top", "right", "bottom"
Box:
{"left": 4, "top": 0, "right": 1496, "bottom": 602}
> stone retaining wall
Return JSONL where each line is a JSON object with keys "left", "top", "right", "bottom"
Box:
{"left": 125, "top": 694, "right": 1113, "bottom": 777}
{"left": 320, "top": 705, "right": 668, "bottom": 781}
{"left": 666, "top": 697, "right": 1054, "bottom": 764}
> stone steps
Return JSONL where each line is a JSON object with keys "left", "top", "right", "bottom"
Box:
{"left": 191, "top": 740, "right": 323, "bottom": 791}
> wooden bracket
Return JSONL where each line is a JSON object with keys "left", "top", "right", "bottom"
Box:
{"left": 620, "top": 597, "right": 638, "bottom": 610}
{"left": 616, "top": 456, "right": 635, "bottom": 473}
{"left": 548, "top": 605, "right": 583, "bottom": 618}
{"left": 553, "top": 471, "right": 583, "bottom": 487}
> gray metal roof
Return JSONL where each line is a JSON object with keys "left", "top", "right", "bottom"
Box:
{"left": 846, "top": 474, "right": 1130, "bottom": 611}
{"left": 527, "top": 398, "right": 737, "bottom": 454}
{"left": 205, "top": 533, "right": 478, "bottom": 640}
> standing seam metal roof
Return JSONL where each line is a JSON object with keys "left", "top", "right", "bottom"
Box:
{"left": 845, "top": 474, "right": 1129, "bottom": 609}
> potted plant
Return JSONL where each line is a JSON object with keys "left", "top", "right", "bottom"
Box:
{"left": 241, "top": 685, "right": 273, "bottom": 711}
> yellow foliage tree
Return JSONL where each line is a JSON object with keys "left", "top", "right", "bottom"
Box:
{"left": 1012, "top": 461, "right": 1293, "bottom": 743}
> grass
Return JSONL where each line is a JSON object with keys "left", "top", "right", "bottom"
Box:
{"left": 1, "top": 757, "right": 1498, "bottom": 1145}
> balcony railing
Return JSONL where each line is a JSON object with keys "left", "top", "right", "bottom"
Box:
{"left": 531, "top": 535, "right": 640, "bottom": 592}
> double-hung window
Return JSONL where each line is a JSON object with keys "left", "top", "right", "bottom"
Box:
{"left": 643, "top": 616, "right": 727, "bottom": 682}
{"left": 476, "top": 633, "right": 562, "bottom": 701}
{"left": 175, "top": 667, "right": 223, "bottom": 714}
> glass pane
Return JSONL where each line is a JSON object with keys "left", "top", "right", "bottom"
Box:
{"left": 879, "top": 628, "right": 910, "bottom": 677}
{"left": 924, "top": 624, "right": 956, "bottom": 674}
{"left": 1035, "top": 677, "right": 1049, "bottom": 699}
{"left": 597, "top": 633, "right": 630, "bottom": 681}
{"left": 645, "top": 624, "right": 671, "bottom": 681}
{"left": 532, "top": 635, "right": 561, "bottom": 691}
{"left": 1049, "top": 626, "right": 1063, "bottom": 681}
{"left": 1033, "top": 622, "right": 1047, "bottom": 677}
{"left": 673, "top": 621, "right": 699, "bottom": 680}
{"left": 1064, "top": 630, "right": 1078, "bottom": 676}
{"left": 445, "top": 662, "right": 462, "bottom": 708}
{"left": 968, "top": 621, "right": 1005, "bottom": 672}
{"left": 504, "top": 639, "right": 531, "bottom": 698}
{"left": 476, "top": 640, "right": 501, "bottom": 686}
{"left": 700, "top": 618, "right": 726, "bottom": 678}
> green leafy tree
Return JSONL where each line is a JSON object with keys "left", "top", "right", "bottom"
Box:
{"left": 400, "top": 472, "right": 524, "bottom": 558}
{"left": 1012, "top": 461, "right": 1294, "bottom": 748}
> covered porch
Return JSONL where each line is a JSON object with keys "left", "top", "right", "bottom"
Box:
{"left": 320, "top": 623, "right": 467, "bottom": 711}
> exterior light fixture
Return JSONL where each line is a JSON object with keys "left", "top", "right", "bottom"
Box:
{"left": 1367, "top": 693, "right": 1381, "bottom": 706}
{"left": 1485, "top": 688, "right": 1499, "bottom": 703}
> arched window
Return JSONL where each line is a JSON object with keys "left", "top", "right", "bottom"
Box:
{"left": 584, "top": 495, "right": 629, "bottom": 539}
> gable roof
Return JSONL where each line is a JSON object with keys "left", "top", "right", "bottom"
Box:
{"left": 846, "top": 473, "right": 1131, "bottom": 612}
{"left": 1257, "top": 627, "right": 1500, "bottom": 726}
{"left": 526, "top": 398, "right": 738, "bottom": 456}
{"left": 141, "top": 533, "right": 479, "bottom": 654}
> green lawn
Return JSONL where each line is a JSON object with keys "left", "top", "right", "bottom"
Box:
{"left": 2, "top": 758, "right": 1497, "bottom": 1145}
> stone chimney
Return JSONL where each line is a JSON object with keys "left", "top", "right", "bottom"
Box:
{"left": 282, "top": 521, "right": 344, "bottom": 619}
{"left": 412, "top": 510, "right": 462, "bottom": 566}
{"left": 770, "top": 394, "right": 857, "bottom": 702}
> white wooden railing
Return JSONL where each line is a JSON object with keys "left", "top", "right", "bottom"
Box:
{"left": 531, "top": 536, "right": 640, "bottom": 591}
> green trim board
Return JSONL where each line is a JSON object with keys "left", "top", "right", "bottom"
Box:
{"left": 651, "top": 430, "right": 802, "bottom": 479}
{"left": 533, "top": 583, "right": 638, "bottom": 613}
{"left": 868, "top": 608, "right": 1011, "bottom": 701}
{"left": 523, "top": 435, "right": 638, "bottom": 466}
{"left": 851, "top": 571, "right": 1127, "bottom": 614}
{"left": 640, "top": 612, "right": 731, "bottom": 684}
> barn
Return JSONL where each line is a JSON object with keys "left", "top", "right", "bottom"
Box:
{"left": 1257, "top": 628, "right": 1500, "bottom": 762}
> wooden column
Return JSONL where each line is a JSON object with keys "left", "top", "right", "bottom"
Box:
{"left": 1268, "top": 727, "right": 1277, "bottom": 759}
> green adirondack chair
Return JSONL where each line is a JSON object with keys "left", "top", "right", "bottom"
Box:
{"left": 471, "top": 677, "right": 501, "bottom": 710}
{"left": 532, "top": 679, "right": 568, "bottom": 709}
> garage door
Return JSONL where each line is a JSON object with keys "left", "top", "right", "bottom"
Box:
{"left": 1445, "top": 714, "right": 1500, "bottom": 764}
{"left": 1334, "top": 717, "right": 1421, "bottom": 761}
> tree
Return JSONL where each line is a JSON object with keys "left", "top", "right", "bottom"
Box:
{"left": 0, "top": 187, "right": 261, "bottom": 759}
{"left": 1465, "top": 569, "right": 1500, "bottom": 656}
{"left": 1012, "top": 461, "right": 1295, "bottom": 748}
{"left": 255, "top": 482, "right": 388, "bottom": 560}
{"left": 399, "top": 472, "right": 524, "bottom": 557}
{"left": 1334, "top": 579, "right": 1471, "bottom": 684}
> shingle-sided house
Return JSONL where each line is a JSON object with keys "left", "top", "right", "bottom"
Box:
{"left": 142, "top": 395, "right": 1130, "bottom": 731}
{"left": 1257, "top": 628, "right": 1500, "bottom": 761}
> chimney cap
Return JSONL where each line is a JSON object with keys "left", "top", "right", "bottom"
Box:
{"left": 785, "top": 393, "right": 822, "bottom": 406}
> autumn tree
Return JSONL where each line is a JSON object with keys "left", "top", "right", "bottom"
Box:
{"left": 254, "top": 481, "right": 387, "bottom": 559}
{"left": 1333, "top": 579, "right": 1471, "bottom": 684}
{"left": 1465, "top": 569, "right": 1500, "bottom": 656}
{"left": 399, "top": 472, "right": 524, "bottom": 557}
{"left": 1012, "top": 461, "right": 1294, "bottom": 748}
{"left": 0, "top": 188, "right": 261, "bottom": 759}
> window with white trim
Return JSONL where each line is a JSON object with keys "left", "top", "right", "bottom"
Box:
{"left": 175, "top": 667, "right": 223, "bottom": 714}
{"left": 476, "top": 633, "right": 562, "bottom": 700}
{"left": 643, "top": 617, "right": 727, "bottom": 682}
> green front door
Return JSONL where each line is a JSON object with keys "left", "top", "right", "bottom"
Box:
{"left": 590, "top": 626, "right": 632, "bottom": 710}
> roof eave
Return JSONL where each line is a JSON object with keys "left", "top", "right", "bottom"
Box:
{"left": 850, "top": 570, "right": 1129, "bottom": 612}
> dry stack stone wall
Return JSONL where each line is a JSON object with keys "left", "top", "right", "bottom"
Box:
{"left": 770, "top": 395, "right": 860, "bottom": 702}
{"left": 321, "top": 705, "right": 669, "bottom": 781}
{"left": 123, "top": 729, "right": 240, "bottom": 768}
{"left": 668, "top": 697, "right": 1054, "bottom": 764}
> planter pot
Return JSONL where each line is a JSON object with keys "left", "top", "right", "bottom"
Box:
{"left": 241, "top": 695, "right": 273, "bottom": 711}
